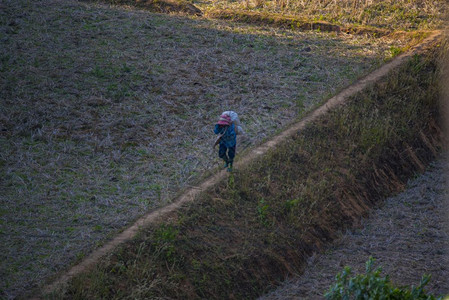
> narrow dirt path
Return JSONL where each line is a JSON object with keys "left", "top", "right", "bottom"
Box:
{"left": 259, "top": 157, "right": 449, "bottom": 299}
{"left": 42, "top": 31, "right": 443, "bottom": 296}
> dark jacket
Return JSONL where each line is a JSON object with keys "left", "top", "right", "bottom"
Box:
{"left": 214, "top": 124, "right": 236, "bottom": 148}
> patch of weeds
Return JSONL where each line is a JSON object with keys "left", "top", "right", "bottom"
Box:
{"left": 106, "top": 83, "right": 132, "bottom": 101}
{"left": 120, "top": 63, "right": 133, "bottom": 73}
{"left": 191, "top": 259, "right": 202, "bottom": 270}
{"left": 110, "top": 260, "right": 127, "bottom": 275}
{"left": 72, "top": 214, "right": 83, "bottom": 223}
{"left": 284, "top": 197, "right": 303, "bottom": 212}
{"left": 149, "top": 63, "right": 166, "bottom": 75}
{"left": 153, "top": 224, "right": 179, "bottom": 262}
{"left": 227, "top": 173, "right": 235, "bottom": 189}
{"left": 389, "top": 45, "right": 403, "bottom": 58}
{"left": 71, "top": 269, "right": 112, "bottom": 298}
{"left": 359, "top": 122, "right": 392, "bottom": 151}
{"left": 75, "top": 252, "right": 85, "bottom": 261}
{"left": 66, "top": 227, "right": 75, "bottom": 233}
{"left": 150, "top": 184, "right": 162, "bottom": 202}
{"left": 257, "top": 198, "right": 270, "bottom": 226}
{"left": 138, "top": 198, "right": 150, "bottom": 207}
{"left": 325, "top": 257, "right": 443, "bottom": 299}
{"left": 0, "top": 54, "right": 12, "bottom": 72}
{"left": 93, "top": 225, "right": 103, "bottom": 232}
{"left": 296, "top": 96, "right": 306, "bottom": 115}
{"left": 90, "top": 65, "right": 107, "bottom": 78}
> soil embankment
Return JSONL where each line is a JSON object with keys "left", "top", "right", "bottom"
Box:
{"left": 260, "top": 158, "right": 449, "bottom": 298}
{"left": 44, "top": 33, "right": 446, "bottom": 299}
{"left": 206, "top": 9, "right": 391, "bottom": 36}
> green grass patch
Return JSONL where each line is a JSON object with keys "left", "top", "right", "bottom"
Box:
{"left": 325, "top": 257, "right": 443, "bottom": 299}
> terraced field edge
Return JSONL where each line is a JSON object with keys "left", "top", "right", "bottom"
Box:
{"left": 45, "top": 39, "right": 446, "bottom": 299}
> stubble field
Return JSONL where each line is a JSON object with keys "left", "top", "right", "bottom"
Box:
{"left": 0, "top": 0, "right": 442, "bottom": 297}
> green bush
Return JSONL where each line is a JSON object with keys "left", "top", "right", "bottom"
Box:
{"left": 325, "top": 257, "right": 442, "bottom": 300}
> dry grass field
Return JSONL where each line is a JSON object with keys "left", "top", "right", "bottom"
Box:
{"left": 199, "top": 0, "right": 446, "bottom": 31}
{"left": 51, "top": 43, "right": 445, "bottom": 299}
{"left": 0, "top": 0, "right": 446, "bottom": 298}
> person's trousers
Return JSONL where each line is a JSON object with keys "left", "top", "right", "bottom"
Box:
{"left": 218, "top": 144, "right": 236, "bottom": 163}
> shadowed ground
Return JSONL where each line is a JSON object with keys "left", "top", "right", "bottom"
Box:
{"left": 260, "top": 158, "right": 449, "bottom": 299}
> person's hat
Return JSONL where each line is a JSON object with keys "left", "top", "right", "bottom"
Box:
{"left": 217, "top": 114, "right": 231, "bottom": 125}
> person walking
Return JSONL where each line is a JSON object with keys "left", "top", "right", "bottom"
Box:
{"left": 214, "top": 113, "right": 237, "bottom": 172}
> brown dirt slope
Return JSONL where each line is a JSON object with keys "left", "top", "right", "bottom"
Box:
{"left": 260, "top": 157, "right": 449, "bottom": 299}
{"left": 206, "top": 9, "right": 392, "bottom": 36}
{"left": 91, "top": 0, "right": 203, "bottom": 15}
